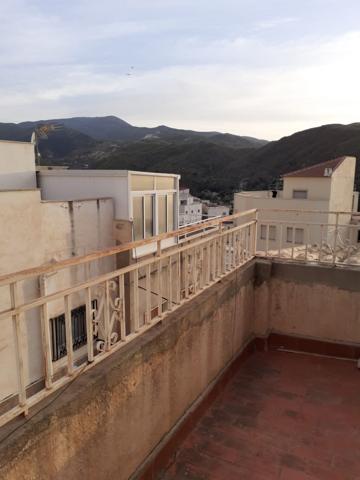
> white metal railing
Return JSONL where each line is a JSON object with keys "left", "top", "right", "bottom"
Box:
{"left": 0, "top": 209, "right": 257, "bottom": 427}
{"left": 1, "top": 207, "right": 359, "bottom": 428}
{"left": 256, "top": 210, "right": 360, "bottom": 266}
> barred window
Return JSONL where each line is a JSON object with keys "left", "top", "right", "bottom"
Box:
{"left": 50, "top": 300, "right": 97, "bottom": 361}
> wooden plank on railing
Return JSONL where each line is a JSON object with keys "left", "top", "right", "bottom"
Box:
{"left": 39, "top": 277, "right": 53, "bottom": 390}
{"left": 0, "top": 209, "right": 258, "bottom": 286}
{"left": 85, "top": 287, "right": 94, "bottom": 362}
{"left": 10, "top": 282, "right": 28, "bottom": 411}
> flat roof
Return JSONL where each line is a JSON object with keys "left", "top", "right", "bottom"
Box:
{"left": 0, "top": 139, "right": 33, "bottom": 146}
{"left": 38, "top": 169, "right": 180, "bottom": 179}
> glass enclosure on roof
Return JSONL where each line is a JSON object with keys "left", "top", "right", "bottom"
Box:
{"left": 130, "top": 173, "right": 178, "bottom": 241}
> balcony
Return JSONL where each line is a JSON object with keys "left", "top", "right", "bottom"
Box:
{"left": 161, "top": 350, "right": 360, "bottom": 480}
{"left": 0, "top": 209, "right": 359, "bottom": 480}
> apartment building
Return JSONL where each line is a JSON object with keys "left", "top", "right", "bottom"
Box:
{"left": 203, "top": 202, "right": 230, "bottom": 218}
{"left": 0, "top": 138, "right": 180, "bottom": 405}
{"left": 179, "top": 188, "right": 203, "bottom": 225}
{"left": 39, "top": 169, "right": 180, "bottom": 257}
{"left": 234, "top": 156, "right": 359, "bottom": 251}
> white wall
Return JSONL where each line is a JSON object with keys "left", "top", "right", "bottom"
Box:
{"left": 0, "top": 192, "right": 115, "bottom": 402}
{"left": 234, "top": 192, "right": 331, "bottom": 250}
{"left": 283, "top": 176, "right": 332, "bottom": 201}
{"left": 39, "top": 171, "right": 129, "bottom": 220}
{"left": 0, "top": 140, "right": 36, "bottom": 189}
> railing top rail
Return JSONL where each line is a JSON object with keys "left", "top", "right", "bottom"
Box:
{"left": 257, "top": 208, "right": 360, "bottom": 216}
{"left": 0, "top": 219, "right": 256, "bottom": 321}
{"left": 0, "top": 209, "right": 257, "bottom": 286}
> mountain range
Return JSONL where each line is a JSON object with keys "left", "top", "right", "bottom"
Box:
{"left": 0, "top": 116, "right": 359, "bottom": 203}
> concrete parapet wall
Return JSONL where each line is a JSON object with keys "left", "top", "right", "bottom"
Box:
{"left": 0, "top": 262, "right": 255, "bottom": 480}
{"left": 256, "top": 260, "right": 360, "bottom": 345}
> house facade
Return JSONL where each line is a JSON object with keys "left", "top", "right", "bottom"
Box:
{"left": 179, "top": 188, "right": 203, "bottom": 225}
{"left": 0, "top": 139, "right": 180, "bottom": 405}
{"left": 234, "top": 156, "right": 359, "bottom": 251}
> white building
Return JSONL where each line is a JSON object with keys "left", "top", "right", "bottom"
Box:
{"left": 234, "top": 156, "right": 359, "bottom": 251}
{"left": 0, "top": 139, "right": 180, "bottom": 406}
{"left": 39, "top": 169, "right": 180, "bottom": 257}
{"left": 179, "top": 188, "right": 203, "bottom": 226}
{"left": 204, "top": 203, "right": 230, "bottom": 219}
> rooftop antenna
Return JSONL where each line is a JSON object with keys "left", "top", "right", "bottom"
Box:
{"left": 32, "top": 123, "right": 63, "bottom": 166}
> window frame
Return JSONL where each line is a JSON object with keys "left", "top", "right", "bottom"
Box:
{"left": 131, "top": 190, "right": 177, "bottom": 240}
{"left": 286, "top": 226, "right": 305, "bottom": 244}
{"left": 50, "top": 299, "right": 98, "bottom": 362}
{"left": 260, "top": 224, "right": 276, "bottom": 241}
{"left": 292, "top": 189, "right": 308, "bottom": 199}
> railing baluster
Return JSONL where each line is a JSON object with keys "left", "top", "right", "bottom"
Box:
{"left": 191, "top": 248, "right": 197, "bottom": 293}
{"left": 64, "top": 294, "right": 74, "bottom": 376}
{"left": 157, "top": 259, "right": 162, "bottom": 317}
{"left": 200, "top": 246, "right": 204, "bottom": 289}
{"left": 133, "top": 271, "right": 140, "bottom": 329}
{"left": 207, "top": 240, "right": 211, "bottom": 284}
{"left": 104, "top": 280, "right": 111, "bottom": 349}
{"left": 10, "top": 282, "right": 27, "bottom": 411}
{"left": 145, "top": 265, "right": 151, "bottom": 323}
{"left": 168, "top": 256, "right": 173, "bottom": 311}
{"left": 319, "top": 224, "right": 324, "bottom": 263}
{"left": 266, "top": 224, "right": 270, "bottom": 257}
{"left": 333, "top": 213, "right": 339, "bottom": 264}
{"left": 119, "top": 275, "right": 126, "bottom": 340}
{"left": 85, "top": 287, "right": 94, "bottom": 362}
{"left": 176, "top": 252, "right": 181, "bottom": 304}
{"left": 278, "top": 224, "right": 283, "bottom": 258}
{"left": 184, "top": 252, "right": 189, "bottom": 298}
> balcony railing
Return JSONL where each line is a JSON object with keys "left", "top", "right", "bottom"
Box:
{"left": 0, "top": 207, "right": 359, "bottom": 428}
{"left": 0, "top": 209, "right": 257, "bottom": 427}
{"left": 256, "top": 209, "right": 360, "bottom": 266}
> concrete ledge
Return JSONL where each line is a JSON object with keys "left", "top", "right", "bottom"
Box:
{"left": 0, "top": 261, "right": 256, "bottom": 480}
{"left": 267, "top": 332, "right": 360, "bottom": 360}
{"left": 134, "top": 338, "right": 257, "bottom": 480}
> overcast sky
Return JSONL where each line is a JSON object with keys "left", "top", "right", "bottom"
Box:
{"left": 1, "top": 0, "right": 360, "bottom": 139}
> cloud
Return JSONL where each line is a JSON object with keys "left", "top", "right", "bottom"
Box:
{"left": 254, "top": 17, "right": 298, "bottom": 30}
{"left": 1, "top": 1, "right": 360, "bottom": 139}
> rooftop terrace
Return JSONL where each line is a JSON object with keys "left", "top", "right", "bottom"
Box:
{"left": 162, "top": 350, "right": 360, "bottom": 480}
{"left": 0, "top": 210, "right": 360, "bottom": 480}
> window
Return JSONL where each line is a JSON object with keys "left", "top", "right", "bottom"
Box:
{"left": 144, "top": 195, "right": 154, "bottom": 238}
{"left": 50, "top": 300, "right": 97, "bottom": 361}
{"left": 158, "top": 195, "right": 167, "bottom": 234}
{"left": 132, "top": 196, "right": 144, "bottom": 241}
{"left": 260, "top": 224, "right": 276, "bottom": 241}
{"left": 293, "top": 190, "right": 308, "bottom": 199}
{"left": 180, "top": 200, "right": 187, "bottom": 205}
{"left": 286, "top": 227, "right": 304, "bottom": 244}
{"left": 167, "top": 194, "right": 174, "bottom": 231}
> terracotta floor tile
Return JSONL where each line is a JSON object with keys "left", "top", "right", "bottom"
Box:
{"left": 161, "top": 352, "right": 360, "bottom": 480}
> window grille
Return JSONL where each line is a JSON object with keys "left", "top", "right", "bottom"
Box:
{"left": 50, "top": 300, "right": 97, "bottom": 361}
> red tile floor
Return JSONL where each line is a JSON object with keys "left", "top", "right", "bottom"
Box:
{"left": 162, "top": 351, "right": 360, "bottom": 480}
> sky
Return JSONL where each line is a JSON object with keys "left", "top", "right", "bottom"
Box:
{"left": 1, "top": 0, "right": 360, "bottom": 140}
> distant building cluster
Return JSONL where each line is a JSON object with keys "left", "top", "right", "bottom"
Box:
{"left": 179, "top": 187, "right": 230, "bottom": 226}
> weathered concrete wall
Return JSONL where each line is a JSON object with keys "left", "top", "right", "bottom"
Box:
{"left": 0, "top": 262, "right": 255, "bottom": 480}
{"left": 0, "top": 194, "right": 115, "bottom": 402}
{"left": 0, "top": 140, "right": 36, "bottom": 189}
{"left": 255, "top": 260, "right": 360, "bottom": 345}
